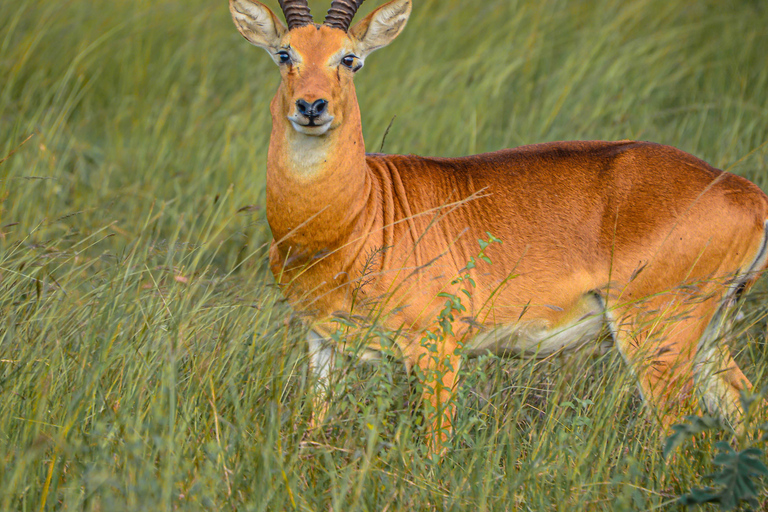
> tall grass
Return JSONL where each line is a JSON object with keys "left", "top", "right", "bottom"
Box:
{"left": 1, "top": 0, "right": 768, "bottom": 509}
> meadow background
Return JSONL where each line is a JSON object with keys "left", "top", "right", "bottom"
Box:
{"left": 2, "top": 0, "right": 768, "bottom": 510}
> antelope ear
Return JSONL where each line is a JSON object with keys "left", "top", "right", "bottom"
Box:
{"left": 350, "top": 0, "right": 411, "bottom": 57}
{"left": 230, "top": 0, "right": 287, "bottom": 52}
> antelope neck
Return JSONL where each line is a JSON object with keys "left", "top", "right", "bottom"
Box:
{"left": 266, "top": 85, "right": 372, "bottom": 253}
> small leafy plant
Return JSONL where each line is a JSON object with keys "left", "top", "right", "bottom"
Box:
{"left": 413, "top": 233, "right": 502, "bottom": 441}
{"left": 664, "top": 392, "right": 768, "bottom": 510}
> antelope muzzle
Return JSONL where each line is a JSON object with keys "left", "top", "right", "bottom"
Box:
{"left": 289, "top": 97, "right": 334, "bottom": 135}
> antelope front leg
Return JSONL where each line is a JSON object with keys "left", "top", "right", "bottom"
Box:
{"left": 307, "top": 330, "right": 335, "bottom": 430}
{"left": 407, "top": 337, "right": 462, "bottom": 456}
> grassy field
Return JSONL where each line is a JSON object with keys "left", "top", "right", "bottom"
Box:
{"left": 2, "top": 0, "right": 768, "bottom": 509}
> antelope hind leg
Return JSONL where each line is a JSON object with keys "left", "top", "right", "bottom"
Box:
{"left": 614, "top": 288, "right": 759, "bottom": 429}
{"left": 695, "top": 342, "right": 753, "bottom": 425}
{"left": 695, "top": 287, "right": 759, "bottom": 424}
{"left": 613, "top": 295, "right": 720, "bottom": 429}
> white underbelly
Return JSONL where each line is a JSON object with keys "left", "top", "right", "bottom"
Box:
{"left": 465, "top": 307, "right": 608, "bottom": 358}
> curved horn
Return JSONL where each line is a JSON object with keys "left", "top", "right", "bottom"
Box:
{"left": 278, "top": 0, "right": 313, "bottom": 30}
{"left": 324, "top": 0, "right": 365, "bottom": 31}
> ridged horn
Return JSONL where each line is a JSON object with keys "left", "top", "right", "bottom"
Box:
{"left": 324, "top": 0, "right": 365, "bottom": 31}
{"left": 278, "top": 0, "right": 313, "bottom": 30}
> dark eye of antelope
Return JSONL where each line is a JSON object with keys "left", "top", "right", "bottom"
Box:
{"left": 277, "top": 51, "right": 291, "bottom": 64}
{"left": 341, "top": 54, "right": 360, "bottom": 71}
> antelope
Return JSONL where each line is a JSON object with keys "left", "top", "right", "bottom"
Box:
{"left": 229, "top": 0, "right": 768, "bottom": 452}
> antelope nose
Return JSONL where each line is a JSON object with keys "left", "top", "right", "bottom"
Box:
{"left": 296, "top": 98, "right": 328, "bottom": 118}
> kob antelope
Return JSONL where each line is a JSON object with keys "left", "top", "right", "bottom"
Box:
{"left": 230, "top": 0, "right": 768, "bottom": 451}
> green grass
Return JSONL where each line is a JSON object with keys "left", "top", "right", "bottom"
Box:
{"left": 2, "top": 0, "right": 768, "bottom": 509}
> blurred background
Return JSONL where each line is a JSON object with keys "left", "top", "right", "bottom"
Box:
{"left": 2, "top": 0, "right": 768, "bottom": 510}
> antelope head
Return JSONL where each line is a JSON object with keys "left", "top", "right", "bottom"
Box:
{"left": 229, "top": 0, "right": 412, "bottom": 137}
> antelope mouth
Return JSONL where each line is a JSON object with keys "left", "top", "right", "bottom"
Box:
{"left": 288, "top": 116, "right": 335, "bottom": 136}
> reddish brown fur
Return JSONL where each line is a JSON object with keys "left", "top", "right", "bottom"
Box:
{"left": 232, "top": 0, "right": 768, "bottom": 452}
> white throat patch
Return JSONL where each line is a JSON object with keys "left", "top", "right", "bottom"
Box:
{"left": 286, "top": 131, "right": 333, "bottom": 178}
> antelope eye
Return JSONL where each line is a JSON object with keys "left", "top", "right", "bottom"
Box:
{"left": 277, "top": 51, "right": 291, "bottom": 64}
{"left": 341, "top": 54, "right": 357, "bottom": 69}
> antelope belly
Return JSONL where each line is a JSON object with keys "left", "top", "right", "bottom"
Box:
{"left": 465, "top": 309, "right": 606, "bottom": 358}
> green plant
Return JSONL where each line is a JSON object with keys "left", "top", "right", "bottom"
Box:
{"left": 665, "top": 392, "right": 768, "bottom": 510}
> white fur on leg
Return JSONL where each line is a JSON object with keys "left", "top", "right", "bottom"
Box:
{"left": 307, "top": 330, "right": 335, "bottom": 428}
